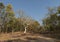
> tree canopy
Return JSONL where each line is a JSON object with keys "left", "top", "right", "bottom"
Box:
{"left": 0, "top": 3, "right": 41, "bottom": 33}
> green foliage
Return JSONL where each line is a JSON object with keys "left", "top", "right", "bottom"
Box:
{"left": 0, "top": 3, "right": 41, "bottom": 33}
{"left": 43, "top": 7, "right": 60, "bottom": 33}
{"left": 0, "top": 2, "right": 5, "bottom": 10}
{"left": 27, "top": 21, "right": 40, "bottom": 33}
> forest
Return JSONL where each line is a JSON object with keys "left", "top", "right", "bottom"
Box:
{"left": 0, "top": 2, "right": 60, "bottom": 39}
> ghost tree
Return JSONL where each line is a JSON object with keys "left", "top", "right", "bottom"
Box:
{"left": 17, "top": 10, "right": 33, "bottom": 33}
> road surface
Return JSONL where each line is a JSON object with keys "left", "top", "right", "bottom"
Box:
{"left": 0, "top": 32, "right": 60, "bottom": 42}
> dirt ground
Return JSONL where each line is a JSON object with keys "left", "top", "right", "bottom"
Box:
{"left": 0, "top": 32, "right": 60, "bottom": 42}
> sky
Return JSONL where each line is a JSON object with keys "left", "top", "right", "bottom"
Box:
{"left": 0, "top": 0, "right": 60, "bottom": 25}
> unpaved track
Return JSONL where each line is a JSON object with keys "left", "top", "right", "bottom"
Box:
{"left": 0, "top": 32, "right": 60, "bottom": 42}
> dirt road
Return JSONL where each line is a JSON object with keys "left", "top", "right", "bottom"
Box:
{"left": 0, "top": 32, "right": 60, "bottom": 42}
